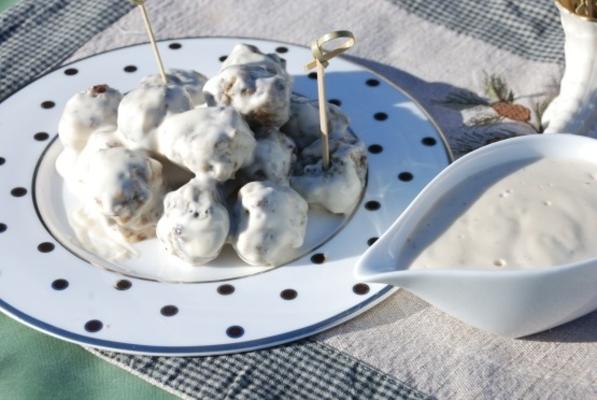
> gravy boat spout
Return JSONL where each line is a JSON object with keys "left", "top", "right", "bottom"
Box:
{"left": 355, "top": 134, "right": 597, "bottom": 338}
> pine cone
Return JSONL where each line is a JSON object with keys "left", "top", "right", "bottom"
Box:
{"left": 491, "top": 102, "right": 531, "bottom": 122}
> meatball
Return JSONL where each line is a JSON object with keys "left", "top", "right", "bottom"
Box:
{"left": 83, "top": 147, "right": 165, "bottom": 241}
{"left": 156, "top": 178, "right": 230, "bottom": 265}
{"left": 281, "top": 94, "right": 354, "bottom": 150}
{"left": 203, "top": 45, "right": 292, "bottom": 128}
{"left": 141, "top": 69, "right": 208, "bottom": 107}
{"left": 241, "top": 127, "right": 296, "bottom": 183}
{"left": 157, "top": 107, "right": 256, "bottom": 181}
{"left": 117, "top": 81, "right": 192, "bottom": 151}
{"left": 291, "top": 140, "right": 367, "bottom": 215}
{"left": 232, "top": 181, "right": 308, "bottom": 266}
{"left": 221, "top": 43, "right": 287, "bottom": 71}
{"left": 58, "top": 84, "right": 122, "bottom": 151}
{"left": 57, "top": 126, "right": 123, "bottom": 195}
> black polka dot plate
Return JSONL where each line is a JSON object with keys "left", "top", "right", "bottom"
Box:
{"left": 0, "top": 37, "right": 451, "bottom": 355}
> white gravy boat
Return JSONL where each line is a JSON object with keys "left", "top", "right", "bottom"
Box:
{"left": 355, "top": 134, "right": 597, "bottom": 338}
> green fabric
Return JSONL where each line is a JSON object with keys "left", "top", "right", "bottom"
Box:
{"left": 0, "top": 0, "right": 17, "bottom": 12}
{"left": 0, "top": 314, "right": 175, "bottom": 400}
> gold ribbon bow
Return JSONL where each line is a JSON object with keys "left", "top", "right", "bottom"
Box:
{"left": 305, "top": 31, "right": 356, "bottom": 71}
{"left": 305, "top": 31, "right": 355, "bottom": 169}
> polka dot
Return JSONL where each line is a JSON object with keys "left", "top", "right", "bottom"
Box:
{"left": 0, "top": 157, "right": 4, "bottom": 165}
{"left": 353, "top": 283, "right": 370, "bottom": 295}
{"left": 308, "top": 72, "right": 317, "bottom": 80}
{"left": 64, "top": 68, "right": 78, "bottom": 76}
{"left": 84, "top": 319, "right": 103, "bottom": 333}
{"left": 11, "top": 187, "right": 27, "bottom": 197}
{"left": 275, "top": 46, "right": 288, "bottom": 54}
{"left": 398, "top": 172, "right": 413, "bottom": 182}
{"left": 329, "top": 99, "right": 342, "bottom": 106}
{"left": 366, "top": 78, "right": 380, "bottom": 87}
{"left": 219, "top": 55, "right": 228, "bottom": 62}
{"left": 40, "top": 101, "right": 55, "bottom": 109}
{"left": 226, "top": 325, "right": 244, "bottom": 338}
{"left": 123, "top": 65, "right": 137, "bottom": 73}
{"left": 368, "top": 144, "right": 383, "bottom": 154}
{"left": 168, "top": 42, "right": 182, "bottom": 50}
{"left": 280, "top": 289, "right": 297, "bottom": 300}
{"left": 311, "top": 253, "right": 325, "bottom": 264}
{"left": 34, "top": 132, "right": 49, "bottom": 141}
{"left": 365, "top": 201, "right": 381, "bottom": 211}
{"left": 0, "top": 223, "right": 6, "bottom": 233}
{"left": 367, "top": 237, "right": 378, "bottom": 246}
{"left": 37, "top": 242, "right": 55, "bottom": 253}
{"left": 422, "top": 137, "right": 437, "bottom": 146}
{"left": 374, "top": 112, "right": 388, "bottom": 121}
{"left": 51, "top": 279, "right": 69, "bottom": 290}
{"left": 115, "top": 279, "right": 132, "bottom": 291}
{"left": 217, "top": 284, "right": 235, "bottom": 295}
{"left": 160, "top": 305, "right": 178, "bottom": 317}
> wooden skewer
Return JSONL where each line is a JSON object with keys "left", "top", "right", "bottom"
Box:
{"left": 315, "top": 59, "right": 330, "bottom": 168}
{"left": 305, "top": 31, "right": 356, "bottom": 170}
{"left": 132, "top": 0, "right": 167, "bottom": 84}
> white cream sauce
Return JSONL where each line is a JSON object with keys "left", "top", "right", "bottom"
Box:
{"left": 404, "top": 158, "right": 597, "bottom": 270}
{"left": 69, "top": 207, "right": 138, "bottom": 261}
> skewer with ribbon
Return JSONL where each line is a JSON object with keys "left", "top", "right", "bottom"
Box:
{"left": 131, "top": 0, "right": 168, "bottom": 84}
{"left": 305, "top": 30, "right": 355, "bottom": 169}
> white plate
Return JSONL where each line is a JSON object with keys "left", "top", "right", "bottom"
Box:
{"left": 0, "top": 37, "right": 451, "bottom": 355}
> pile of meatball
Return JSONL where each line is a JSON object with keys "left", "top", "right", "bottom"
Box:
{"left": 56, "top": 44, "right": 367, "bottom": 267}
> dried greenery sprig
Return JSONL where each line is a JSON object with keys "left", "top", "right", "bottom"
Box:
{"left": 484, "top": 75, "right": 514, "bottom": 103}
